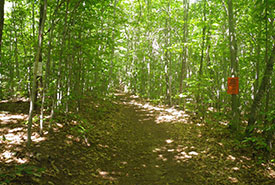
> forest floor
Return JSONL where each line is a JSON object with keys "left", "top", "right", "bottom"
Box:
{"left": 0, "top": 92, "right": 275, "bottom": 184}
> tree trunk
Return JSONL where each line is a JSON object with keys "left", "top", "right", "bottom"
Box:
{"left": 0, "top": 0, "right": 4, "bottom": 99}
{"left": 12, "top": 3, "right": 19, "bottom": 80}
{"left": 179, "top": 0, "right": 189, "bottom": 95}
{"left": 0, "top": 0, "right": 4, "bottom": 56}
{"left": 246, "top": 44, "right": 275, "bottom": 133}
{"left": 27, "top": 0, "right": 47, "bottom": 146}
{"left": 199, "top": 0, "right": 206, "bottom": 76}
{"left": 9, "top": 30, "right": 14, "bottom": 96}
{"left": 46, "top": 0, "right": 63, "bottom": 130}
{"left": 165, "top": 0, "right": 172, "bottom": 106}
{"left": 227, "top": 0, "right": 240, "bottom": 131}
{"left": 108, "top": 0, "right": 118, "bottom": 90}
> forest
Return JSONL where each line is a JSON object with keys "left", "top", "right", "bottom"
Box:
{"left": 0, "top": 0, "right": 275, "bottom": 184}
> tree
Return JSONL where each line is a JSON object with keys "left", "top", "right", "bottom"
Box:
{"left": 179, "top": 0, "right": 189, "bottom": 96}
{"left": 0, "top": 0, "right": 273, "bottom": 154}
{"left": 0, "top": 0, "right": 4, "bottom": 56}
{"left": 246, "top": 44, "right": 275, "bottom": 133}
{"left": 227, "top": 0, "right": 240, "bottom": 132}
{"left": 0, "top": 0, "right": 5, "bottom": 99}
{"left": 27, "top": 0, "right": 47, "bottom": 146}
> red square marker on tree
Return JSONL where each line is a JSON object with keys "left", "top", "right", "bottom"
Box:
{"left": 227, "top": 77, "right": 239, "bottom": 94}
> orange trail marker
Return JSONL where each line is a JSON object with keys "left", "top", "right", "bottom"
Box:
{"left": 227, "top": 77, "right": 239, "bottom": 95}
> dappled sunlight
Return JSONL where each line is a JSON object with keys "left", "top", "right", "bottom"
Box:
{"left": 0, "top": 98, "right": 28, "bottom": 104}
{"left": 1, "top": 150, "right": 29, "bottom": 164}
{"left": 152, "top": 138, "right": 202, "bottom": 164}
{"left": 240, "top": 156, "right": 251, "bottom": 161}
{"left": 96, "top": 169, "right": 118, "bottom": 182}
{"left": 150, "top": 136, "right": 258, "bottom": 182}
{"left": 157, "top": 154, "right": 168, "bottom": 161}
{"left": 0, "top": 114, "right": 27, "bottom": 121}
{"left": 126, "top": 99, "right": 191, "bottom": 124}
{"left": 0, "top": 111, "right": 47, "bottom": 165}
{"left": 219, "top": 120, "right": 229, "bottom": 126}
{"left": 228, "top": 176, "right": 239, "bottom": 183}
{"left": 227, "top": 155, "right": 236, "bottom": 161}
{"left": 232, "top": 167, "right": 240, "bottom": 171}
{"left": 0, "top": 113, "right": 28, "bottom": 125}
{"left": 0, "top": 130, "right": 47, "bottom": 164}
{"left": 2, "top": 131, "right": 24, "bottom": 145}
{"left": 130, "top": 95, "right": 139, "bottom": 99}
{"left": 149, "top": 139, "right": 268, "bottom": 184}
{"left": 268, "top": 168, "right": 275, "bottom": 178}
{"left": 114, "top": 93, "right": 275, "bottom": 184}
{"left": 165, "top": 139, "right": 174, "bottom": 144}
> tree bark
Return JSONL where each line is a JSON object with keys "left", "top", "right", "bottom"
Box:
{"left": 0, "top": 0, "right": 5, "bottom": 99}
{"left": 0, "top": 0, "right": 4, "bottom": 56}
{"left": 246, "top": 44, "right": 275, "bottom": 133}
{"left": 165, "top": 0, "right": 172, "bottom": 106}
{"left": 227, "top": 0, "right": 240, "bottom": 131}
{"left": 199, "top": 0, "right": 206, "bottom": 76}
{"left": 108, "top": 0, "right": 118, "bottom": 90}
{"left": 27, "top": 0, "right": 47, "bottom": 146}
{"left": 179, "top": 0, "right": 189, "bottom": 94}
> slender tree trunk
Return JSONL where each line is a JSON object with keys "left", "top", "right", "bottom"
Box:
{"left": 0, "top": 0, "right": 4, "bottom": 99}
{"left": 55, "top": 0, "right": 68, "bottom": 110}
{"left": 254, "top": 42, "right": 260, "bottom": 98}
{"left": 39, "top": 14, "right": 54, "bottom": 135}
{"left": 108, "top": 0, "right": 118, "bottom": 90}
{"left": 45, "top": 0, "right": 63, "bottom": 130}
{"left": 75, "top": 29, "right": 82, "bottom": 112}
{"left": 65, "top": 29, "right": 72, "bottom": 113}
{"left": 9, "top": 30, "right": 14, "bottom": 96}
{"left": 13, "top": 3, "right": 19, "bottom": 80}
{"left": 27, "top": 0, "right": 47, "bottom": 146}
{"left": 246, "top": 44, "right": 275, "bottom": 133}
{"left": 199, "top": 0, "right": 206, "bottom": 76}
{"left": 179, "top": 0, "right": 189, "bottom": 95}
{"left": 205, "top": 28, "right": 211, "bottom": 68}
{"left": 165, "top": 0, "right": 172, "bottom": 106}
{"left": 263, "top": 0, "right": 270, "bottom": 127}
{"left": 227, "top": 0, "right": 239, "bottom": 131}
{"left": 48, "top": 18, "right": 56, "bottom": 131}
{"left": 20, "top": 14, "right": 29, "bottom": 93}
{"left": 0, "top": 0, "right": 4, "bottom": 56}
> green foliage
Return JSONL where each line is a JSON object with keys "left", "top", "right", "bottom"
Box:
{"left": 0, "top": 0, "right": 274, "bottom": 162}
{"left": 0, "top": 165, "right": 45, "bottom": 184}
{"left": 242, "top": 136, "right": 269, "bottom": 151}
{"left": 266, "top": 110, "right": 275, "bottom": 123}
{"left": 71, "top": 120, "right": 94, "bottom": 139}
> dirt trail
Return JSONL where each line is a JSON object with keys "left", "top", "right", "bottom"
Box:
{"left": 1, "top": 93, "right": 274, "bottom": 184}
{"left": 98, "top": 94, "right": 195, "bottom": 184}
{"left": 84, "top": 93, "right": 274, "bottom": 184}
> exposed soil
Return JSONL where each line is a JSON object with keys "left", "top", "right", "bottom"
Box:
{"left": 0, "top": 93, "right": 274, "bottom": 184}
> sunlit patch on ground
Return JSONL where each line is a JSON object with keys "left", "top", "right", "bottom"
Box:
{"left": 126, "top": 99, "right": 191, "bottom": 124}
{"left": 152, "top": 138, "right": 202, "bottom": 164}
{"left": 268, "top": 168, "right": 275, "bottom": 178}
{"left": 96, "top": 169, "right": 118, "bottom": 181}
{"left": 0, "top": 113, "right": 27, "bottom": 124}
{"left": 165, "top": 139, "right": 174, "bottom": 144}
{"left": 228, "top": 176, "right": 239, "bottom": 183}
{"left": 0, "top": 111, "right": 47, "bottom": 164}
{"left": 219, "top": 120, "right": 229, "bottom": 126}
{"left": 0, "top": 98, "right": 29, "bottom": 104}
{"left": 227, "top": 155, "right": 236, "bottom": 161}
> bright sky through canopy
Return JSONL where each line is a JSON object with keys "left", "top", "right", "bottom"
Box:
{"left": 190, "top": 0, "right": 198, "bottom": 4}
{"left": 4, "top": 1, "right": 12, "bottom": 15}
